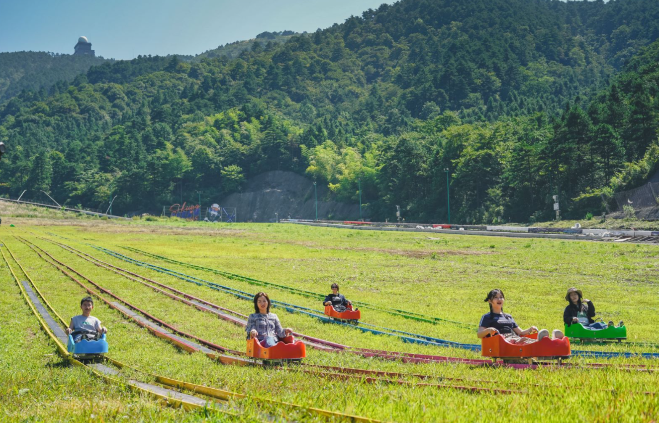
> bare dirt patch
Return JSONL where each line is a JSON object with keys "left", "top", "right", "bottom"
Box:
{"left": 25, "top": 328, "right": 37, "bottom": 341}
{"left": 6, "top": 218, "right": 245, "bottom": 237}
{"left": 252, "top": 237, "right": 493, "bottom": 258}
{"left": 353, "top": 247, "right": 493, "bottom": 258}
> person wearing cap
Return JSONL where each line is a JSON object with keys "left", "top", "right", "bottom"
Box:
{"left": 563, "top": 288, "right": 619, "bottom": 329}
{"left": 478, "top": 289, "right": 563, "bottom": 343}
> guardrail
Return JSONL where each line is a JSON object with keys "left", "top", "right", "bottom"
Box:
{"left": 0, "top": 197, "right": 128, "bottom": 219}
{"left": 281, "top": 219, "right": 659, "bottom": 239}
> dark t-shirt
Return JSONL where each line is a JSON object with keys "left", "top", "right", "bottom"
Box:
{"left": 563, "top": 301, "right": 596, "bottom": 326}
{"left": 479, "top": 312, "right": 519, "bottom": 334}
{"left": 324, "top": 293, "right": 349, "bottom": 308}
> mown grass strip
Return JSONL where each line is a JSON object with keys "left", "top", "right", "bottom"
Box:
{"left": 0, "top": 241, "right": 234, "bottom": 415}
{"left": 96, "top": 244, "right": 481, "bottom": 349}
{"left": 122, "top": 245, "right": 476, "bottom": 328}
{"left": 22, "top": 236, "right": 389, "bottom": 421}
{"left": 103, "top": 244, "right": 659, "bottom": 359}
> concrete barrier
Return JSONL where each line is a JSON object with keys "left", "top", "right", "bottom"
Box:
{"left": 486, "top": 226, "right": 529, "bottom": 232}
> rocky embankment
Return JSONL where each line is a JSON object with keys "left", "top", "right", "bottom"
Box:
{"left": 218, "top": 171, "right": 364, "bottom": 222}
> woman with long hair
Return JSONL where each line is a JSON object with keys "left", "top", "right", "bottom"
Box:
{"left": 478, "top": 289, "right": 563, "bottom": 344}
{"left": 564, "top": 287, "right": 620, "bottom": 329}
{"left": 245, "top": 292, "right": 292, "bottom": 348}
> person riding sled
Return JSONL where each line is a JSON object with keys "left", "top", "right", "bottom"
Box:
{"left": 66, "top": 296, "right": 107, "bottom": 343}
{"left": 323, "top": 283, "right": 353, "bottom": 313}
{"left": 563, "top": 287, "right": 621, "bottom": 329}
{"left": 478, "top": 289, "right": 563, "bottom": 344}
{"left": 246, "top": 292, "right": 293, "bottom": 348}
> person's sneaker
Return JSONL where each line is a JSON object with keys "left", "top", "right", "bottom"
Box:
{"left": 608, "top": 321, "right": 614, "bottom": 327}
{"left": 537, "top": 329, "right": 549, "bottom": 341}
{"left": 552, "top": 329, "right": 564, "bottom": 339}
{"left": 618, "top": 320, "right": 624, "bottom": 327}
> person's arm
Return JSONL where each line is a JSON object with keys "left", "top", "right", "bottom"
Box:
{"left": 516, "top": 326, "right": 538, "bottom": 336}
{"left": 477, "top": 326, "right": 498, "bottom": 338}
{"left": 586, "top": 300, "right": 596, "bottom": 322}
{"left": 323, "top": 294, "right": 332, "bottom": 306}
{"left": 563, "top": 306, "right": 574, "bottom": 326}
{"left": 341, "top": 294, "right": 350, "bottom": 307}
{"left": 96, "top": 319, "right": 107, "bottom": 334}
{"left": 66, "top": 318, "right": 74, "bottom": 335}
{"left": 272, "top": 314, "right": 288, "bottom": 338}
{"left": 245, "top": 315, "right": 257, "bottom": 339}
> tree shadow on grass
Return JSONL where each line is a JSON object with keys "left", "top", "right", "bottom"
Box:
{"left": 45, "top": 358, "right": 72, "bottom": 369}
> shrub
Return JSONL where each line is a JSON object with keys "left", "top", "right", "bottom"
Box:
{"left": 623, "top": 204, "right": 635, "bottom": 219}
{"left": 585, "top": 212, "right": 593, "bottom": 220}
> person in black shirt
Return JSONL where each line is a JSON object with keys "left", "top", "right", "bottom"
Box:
{"left": 478, "top": 289, "right": 564, "bottom": 344}
{"left": 563, "top": 287, "right": 616, "bottom": 329}
{"left": 323, "top": 283, "right": 352, "bottom": 313}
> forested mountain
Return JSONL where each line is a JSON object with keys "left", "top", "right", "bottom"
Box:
{"left": 195, "top": 31, "right": 299, "bottom": 60}
{"left": 1, "top": 0, "right": 658, "bottom": 222}
{"left": 0, "top": 52, "right": 107, "bottom": 102}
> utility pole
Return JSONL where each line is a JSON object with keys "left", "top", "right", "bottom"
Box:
{"left": 444, "top": 168, "right": 451, "bottom": 224}
{"left": 313, "top": 182, "right": 318, "bottom": 221}
{"left": 553, "top": 195, "right": 560, "bottom": 220}
{"left": 358, "top": 178, "right": 362, "bottom": 221}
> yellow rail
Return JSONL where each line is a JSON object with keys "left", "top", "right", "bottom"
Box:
{"left": 7, "top": 236, "right": 382, "bottom": 422}
{"left": 0, "top": 241, "right": 232, "bottom": 415}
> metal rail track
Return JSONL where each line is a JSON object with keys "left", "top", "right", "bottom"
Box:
{"left": 121, "top": 245, "right": 475, "bottom": 329}
{"left": 18, "top": 235, "right": 659, "bottom": 401}
{"left": 19, "top": 237, "right": 523, "bottom": 393}
{"left": 84, "top": 242, "right": 659, "bottom": 360}
{"left": 34, "top": 237, "right": 659, "bottom": 373}
{"left": 0, "top": 242, "right": 234, "bottom": 415}
{"left": 117, "top": 245, "right": 659, "bottom": 350}
{"left": 3, "top": 238, "right": 382, "bottom": 422}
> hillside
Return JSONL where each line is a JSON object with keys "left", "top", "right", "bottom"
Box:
{"left": 0, "top": 51, "right": 107, "bottom": 102}
{"left": 218, "top": 170, "right": 362, "bottom": 222}
{"left": 195, "top": 31, "right": 298, "bottom": 60}
{"left": 1, "top": 0, "right": 658, "bottom": 223}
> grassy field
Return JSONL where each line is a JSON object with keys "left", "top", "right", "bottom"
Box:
{"left": 2, "top": 216, "right": 659, "bottom": 422}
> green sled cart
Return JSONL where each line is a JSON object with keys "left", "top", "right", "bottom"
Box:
{"left": 565, "top": 323, "right": 627, "bottom": 342}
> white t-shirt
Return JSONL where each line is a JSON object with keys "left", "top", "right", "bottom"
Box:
{"left": 70, "top": 315, "right": 102, "bottom": 332}
{"left": 576, "top": 311, "right": 589, "bottom": 325}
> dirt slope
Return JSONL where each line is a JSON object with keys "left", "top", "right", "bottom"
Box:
{"left": 218, "top": 171, "right": 364, "bottom": 222}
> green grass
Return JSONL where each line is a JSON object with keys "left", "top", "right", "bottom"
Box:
{"left": 2, "top": 220, "right": 659, "bottom": 422}
{"left": 0, "top": 250, "right": 238, "bottom": 422}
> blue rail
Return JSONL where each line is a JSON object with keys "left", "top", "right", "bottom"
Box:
{"left": 90, "top": 245, "right": 659, "bottom": 360}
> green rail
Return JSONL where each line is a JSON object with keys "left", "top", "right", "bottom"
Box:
{"left": 121, "top": 245, "right": 476, "bottom": 329}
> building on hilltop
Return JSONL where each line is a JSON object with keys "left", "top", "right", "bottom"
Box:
{"left": 74, "top": 36, "right": 95, "bottom": 56}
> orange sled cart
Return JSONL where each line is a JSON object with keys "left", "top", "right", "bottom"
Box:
{"left": 246, "top": 336, "right": 306, "bottom": 361}
{"left": 324, "top": 304, "right": 361, "bottom": 321}
{"left": 481, "top": 333, "right": 571, "bottom": 360}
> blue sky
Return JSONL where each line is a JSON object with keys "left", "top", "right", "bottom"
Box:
{"left": 0, "top": 0, "right": 396, "bottom": 60}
